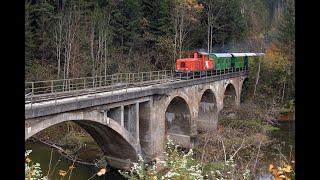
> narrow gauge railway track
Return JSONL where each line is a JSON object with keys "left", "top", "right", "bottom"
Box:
{"left": 25, "top": 78, "right": 174, "bottom": 104}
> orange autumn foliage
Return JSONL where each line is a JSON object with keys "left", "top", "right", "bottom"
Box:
{"left": 264, "top": 43, "right": 290, "bottom": 70}
{"left": 268, "top": 161, "right": 293, "bottom": 180}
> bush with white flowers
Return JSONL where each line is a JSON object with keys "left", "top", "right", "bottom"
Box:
{"left": 119, "top": 137, "right": 203, "bottom": 179}
{"left": 25, "top": 150, "right": 47, "bottom": 180}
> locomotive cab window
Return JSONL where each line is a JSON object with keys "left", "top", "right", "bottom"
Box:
{"left": 181, "top": 62, "right": 186, "bottom": 68}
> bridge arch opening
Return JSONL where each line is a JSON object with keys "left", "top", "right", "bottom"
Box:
{"left": 165, "top": 96, "right": 191, "bottom": 142}
{"left": 223, "top": 83, "right": 237, "bottom": 109}
{"left": 220, "top": 83, "right": 238, "bottom": 120}
{"left": 240, "top": 78, "right": 249, "bottom": 103}
{"left": 197, "top": 89, "right": 218, "bottom": 131}
{"left": 26, "top": 119, "right": 139, "bottom": 170}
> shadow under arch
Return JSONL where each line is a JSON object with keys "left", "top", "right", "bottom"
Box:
{"left": 165, "top": 96, "right": 192, "bottom": 148}
{"left": 197, "top": 89, "right": 218, "bottom": 131}
{"left": 240, "top": 77, "right": 249, "bottom": 103}
{"left": 223, "top": 83, "right": 237, "bottom": 109}
{"left": 25, "top": 113, "right": 141, "bottom": 170}
{"left": 219, "top": 83, "right": 238, "bottom": 121}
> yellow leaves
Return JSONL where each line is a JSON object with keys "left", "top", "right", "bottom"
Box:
{"left": 146, "top": 171, "right": 157, "bottom": 180}
{"left": 268, "top": 163, "right": 278, "bottom": 176}
{"left": 283, "top": 164, "right": 293, "bottom": 173}
{"left": 97, "top": 168, "right": 107, "bottom": 176}
{"left": 58, "top": 170, "right": 67, "bottom": 177}
{"left": 218, "top": 125, "right": 224, "bottom": 133}
{"left": 264, "top": 43, "right": 291, "bottom": 70}
{"left": 58, "top": 164, "right": 76, "bottom": 177}
{"left": 259, "top": 33, "right": 264, "bottom": 39}
{"left": 268, "top": 162, "right": 294, "bottom": 180}
{"left": 141, "top": 17, "right": 150, "bottom": 28}
{"left": 29, "top": 170, "right": 36, "bottom": 176}
{"left": 276, "top": 170, "right": 284, "bottom": 176}
{"left": 268, "top": 164, "right": 274, "bottom": 172}
{"left": 176, "top": 0, "right": 203, "bottom": 12}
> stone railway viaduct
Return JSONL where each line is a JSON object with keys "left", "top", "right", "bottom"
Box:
{"left": 25, "top": 71, "right": 249, "bottom": 169}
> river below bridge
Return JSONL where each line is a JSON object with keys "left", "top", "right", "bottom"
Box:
{"left": 26, "top": 119, "right": 294, "bottom": 180}
{"left": 25, "top": 142, "right": 125, "bottom": 180}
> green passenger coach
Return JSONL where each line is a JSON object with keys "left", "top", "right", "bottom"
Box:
{"left": 207, "top": 53, "right": 263, "bottom": 70}
{"left": 208, "top": 53, "right": 233, "bottom": 70}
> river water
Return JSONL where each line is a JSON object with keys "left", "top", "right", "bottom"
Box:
{"left": 25, "top": 142, "right": 125, "bottom": 180}
{"left": 26, "top": 120, "right": 294, "bottom": 180}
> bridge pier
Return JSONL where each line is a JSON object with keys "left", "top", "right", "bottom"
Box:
{"left": 138, "top": 101, "right": 152, "bottom": 160}
{"left": 121, "top": 106, "right": 124, "bottom": 126}
{"left": 136, "top": 103, "right": 139, "bottom": 143}
{"left": 107, "top": 104, "right": 140, "bottom": 143}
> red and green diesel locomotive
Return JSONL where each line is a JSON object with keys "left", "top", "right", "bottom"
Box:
{"left": 175, "top": 51, "right": 264, "bottom": 77}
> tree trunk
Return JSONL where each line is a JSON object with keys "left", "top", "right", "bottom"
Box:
{"left": 57, "top": 20, "right": 62, "bottom": 79}
{"left": 253, "top": 57, "right": 261, "bottom": 99}
{"left": 104, "top": 31, "right": 107, "bottom": 78}
{"left": 281, "top": 72, "right": 287, "bottom": 103}
{"left": 54, "top": 27, "right": 59, "bottom": 79}
{"left": 210, "top": 25, "right": 213, "bottom": 52}
{"left": 91, "top": 25, "right": 95, "bottom": 79}
{"left": 41, "top": 15, "right": 45, "bottom": 64}
{"left": 174, "top": 21, "right": 177, "bottom": 70}
{"left": 207, "top": 14, "right": 210, "bottom": 53}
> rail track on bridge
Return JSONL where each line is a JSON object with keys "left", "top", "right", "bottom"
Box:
{"left": 25, "top": 67, "right": 248, "bottom": 105}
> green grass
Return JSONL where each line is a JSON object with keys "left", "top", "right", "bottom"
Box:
{"left": 62, "top": 132, "right": 97, "bottom": 146}
{"left": 219, "top": 119, "right": 280, "bottom": 133}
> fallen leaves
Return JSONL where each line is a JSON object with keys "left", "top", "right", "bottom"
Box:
{"left": 58, "top": 170, "right": 67, "bottom": 177}
{"left": 97, "top": 168, "right": 107, "bottom": 176}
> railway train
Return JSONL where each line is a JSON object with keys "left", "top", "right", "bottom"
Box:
{"left": 175, "top": 51, "right": 264, "bottom": 77}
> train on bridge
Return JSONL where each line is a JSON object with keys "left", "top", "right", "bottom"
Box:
{"left": 175, "top": 51, "right": 264, "bottom": 77}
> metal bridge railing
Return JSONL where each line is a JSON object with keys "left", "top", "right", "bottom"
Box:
{"left": 25, "top": 67, "right": 248, "bottom": 107}
{"left": 25, "top": 70, "right": 173, "bottom": 96}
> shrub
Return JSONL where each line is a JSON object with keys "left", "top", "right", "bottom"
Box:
{"left": 119, "top": 138, "right": 203, "bottom": 179}
{"left": 25, "top": 150, "right": 47, "bottom": 180}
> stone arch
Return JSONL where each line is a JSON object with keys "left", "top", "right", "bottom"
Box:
{"left": 165, "top": 96, "right": 192, "bottom": 148}
{"left": 165, "top": 96, "right": 191, "bottom": 135}
{"left": 240, "top": 77, "right": 249, "bottom": 103}
{"left": 25, "top": 110, "right": 141, "bottom": 169}
{"left": 197, "top": 89, "right": 219, "bottom": 131}
{"left": 223, "top": 83, "right": 237, "bottom": 109}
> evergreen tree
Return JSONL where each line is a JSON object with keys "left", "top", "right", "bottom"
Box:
{"left": 33, "top": 0, "right": 54, "bottom": 62}
{"left": 277, "top": 0, "right": 295, "bottom": 60}
{"left": 25, "top": 0, "right": 36, "bottom": 66}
